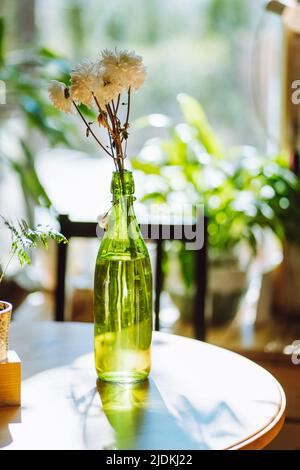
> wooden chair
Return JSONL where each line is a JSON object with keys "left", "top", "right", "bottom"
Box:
{"left": 55, "top": 214, "right": 208, "bottom": 340}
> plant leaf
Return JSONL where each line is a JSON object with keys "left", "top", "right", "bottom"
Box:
{"left": 177, "top": 93, "right": 223, "bottom": 158}
{"left": 140, "top": 192, "right": 167, "bottom": 203}
{"left": 1, "top": 216, "right": 68, "bottom": 271}
{"left": 131, "top": 160, "right": 161, "bottom": 175}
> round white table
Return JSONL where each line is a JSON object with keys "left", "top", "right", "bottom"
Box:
{"left": 0, "top": 322, "right": 285, "bottom": 450}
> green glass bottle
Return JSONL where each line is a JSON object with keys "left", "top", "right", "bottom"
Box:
{"left": 94, "top": 170, "right": 152, "bottom": 383}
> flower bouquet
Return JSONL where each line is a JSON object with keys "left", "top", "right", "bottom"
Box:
{"left": 49, "top": 49, "right": 152, "bottom": 383}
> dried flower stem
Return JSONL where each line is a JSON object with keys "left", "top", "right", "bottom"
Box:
{"left": 92, "top": 93, "right": 113, "bottom": 135}
{"left": 74, "top": 89, "right": 132, "bottom": 173}
{"left": 72, "top": 101, "right": 114, "bottom": 159}
{"left": 73, "top": 88, "right": 131, "bottom": 172}
{"left": 107, "top": 130, "right": 118, "bottom": 171}
{"left": 106, "top": 103, "right": 124, "bottom": 172}
{"left": 49, "top": 49, "right": 147, "bottom": 173}
{"left": 91, "top": 93, "right": 117, "bottom": 169}
{"left": 124, "top": 87, "right": 131, "bottom": 130}
{"left": 115, "top": 94, "right": 121, "bottom": 114}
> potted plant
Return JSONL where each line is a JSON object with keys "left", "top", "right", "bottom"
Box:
{"left": 0, "top": 217, "right": 67, "bottom": 362}
{"left": 131, "top": 94, "right": 300, "bottom": 325}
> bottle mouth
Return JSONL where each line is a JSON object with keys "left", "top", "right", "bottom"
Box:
{"left": 112, "top": 170, "right": 132, "bottom": 175}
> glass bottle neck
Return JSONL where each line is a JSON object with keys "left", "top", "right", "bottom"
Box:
{"left": 111, "top": 171, "right": 135, "bottom": 203}
{"left": 108, "top": 171, "right": 139, "bottom": 239}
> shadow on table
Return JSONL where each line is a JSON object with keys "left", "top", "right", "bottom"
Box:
{"left": 77, "top": 379, "right": 210, "bottom": 450}
{"left": 10, "top": 322, "right": 93, "bottom": 380}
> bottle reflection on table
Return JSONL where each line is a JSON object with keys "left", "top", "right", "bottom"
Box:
{"left": 97, "top": 379, "right": 150, "bottom": 449}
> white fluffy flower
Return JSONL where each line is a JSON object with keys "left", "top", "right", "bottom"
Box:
{"left": 48, "top": 80, "right": 73, "bottom": 114}
{"left": 70, "top": 60, "right": 98, "bottom": 108}
{"left": 100, "top": 49, "right": 147, "bottom": 92}
{"left": 94, "top": 67, "right": 123, "bottom": 106}
{"left": 70, "top": 59, "right": 122, "bottom": 108}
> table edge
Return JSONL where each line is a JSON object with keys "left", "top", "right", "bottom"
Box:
{"left": 227, "top": 378, "right": 286, "bottom": 450}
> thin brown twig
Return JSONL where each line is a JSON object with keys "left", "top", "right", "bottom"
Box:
{"left": 72, "top": 101, "right": 114, "bottom": 159}
{"left": 92, "top": 93, "right": 101, "bottom": 113}
{"left": 91, "top": 93, "right": 118, "bottom": 170}
{"left": 107, "top": 130, "right": 118, "bottom": 171}
{"left": 92, "top": 93, "right": 114, "bottom": 134}
{"left": 115, "top": 94, "right": 121, "bottom": 114}
{"left": 124, "top": 87, "right": 131, "bottom": 129}
{"left": 106, "top": 103, "right": 124, "bottom": 171}
{"left": 105, "top": 103, "right": 115, "bottom": 127}
{"left": 93, "top": 94, "right": 113, "bottom": 134}
{"left": 87, "top": 94, "right": 118, "bottom": 171}
{"left": 124, "top": 137, "right": 128, "bottom": 159}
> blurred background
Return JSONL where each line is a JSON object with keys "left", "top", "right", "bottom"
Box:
{"left": 0, "top": 0, "right": 300, "bottom": 449}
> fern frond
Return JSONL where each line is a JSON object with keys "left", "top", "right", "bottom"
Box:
{"left": 1, "top": 216, "right": 68, "bottom": 269}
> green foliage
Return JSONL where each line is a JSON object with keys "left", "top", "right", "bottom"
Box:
{"left": 0, "top": 16, "right": 77, "bottom": 222}
{"left": 140, "top": 192, "right": 167, "bottom": 203}
{"left": 9, "top": 146, "right": 52, "bottom": 225}
{"left": 178, "top": 244, "right": 196, "bottom": 289}
{"left": 177, "top": 94, "right": 223, "bottom": 158}
{"left": 0, "top": 216, "right": 67, "bottom": 279}
{"left": 206, "top": 0, "right": 250, "bottom": 33}
{"left": 132, "top": 94, "right": 300, "bottom": 288}
{"left": 131, "top": 160, "right": 161, "bottom": 175}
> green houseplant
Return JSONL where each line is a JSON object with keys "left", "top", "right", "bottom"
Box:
{"left": 0, "top": 16, "right": 79, "bottom": 223}
{"left": 0, "top": 217, "right": 67, "bottom": 362}
{"left": 132, "top": 94, "right": 300, "bottom": 324}
{"left": 0, "top": 16, "right": 84, "bottom": 306}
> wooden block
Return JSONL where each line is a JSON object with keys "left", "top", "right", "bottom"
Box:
{"left": 0, "top": 351, "right": 21, "bottom": 407}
